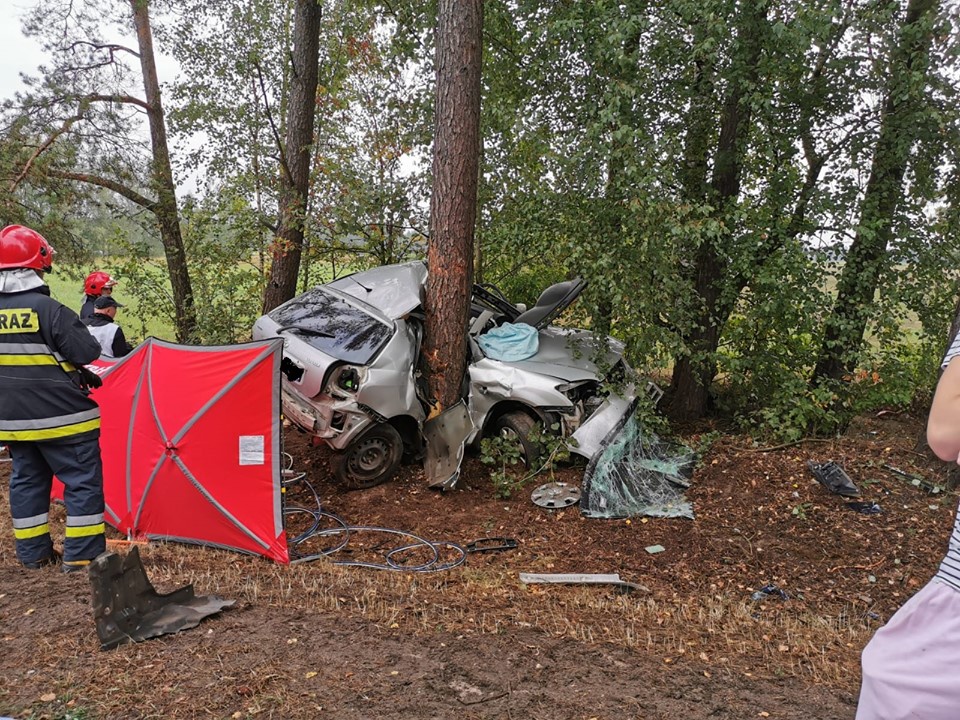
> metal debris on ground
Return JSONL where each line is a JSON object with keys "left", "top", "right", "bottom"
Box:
{"left": 881, "top": 464, "right": 944, "bottom": 494}
{"left": 465, "top": 537, "right": 518, "bottom": 553}
{"left": 90, "top": 547, "right": 234, "bottom": 650}
{"left": 531, "top": 481, "right": 581, "bottom": 509}
{"left": 750, "top": 584, "right": 789, "bottom": 601}
{"left": 807, "top": 460, "right": 861, "bottom": 497}
{"left": 845, "top": 501, "right": 882, "bottom": 515}
{"left": 519, "top": 572, "right": 648, "bottom": 594}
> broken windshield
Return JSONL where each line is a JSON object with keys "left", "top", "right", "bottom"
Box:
{"left": 269, "top": 287, "right": 394, "bottom": 365}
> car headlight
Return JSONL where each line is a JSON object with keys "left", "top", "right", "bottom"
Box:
{"left": 327, "top": 365, "right": 366, "bottom": 395}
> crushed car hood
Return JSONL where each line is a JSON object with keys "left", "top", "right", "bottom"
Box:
{"left": 325, "top": 261, "right": 427, "bottom": 320}
{"left": 503, "top": 328, "right": 623, "bottom": 382}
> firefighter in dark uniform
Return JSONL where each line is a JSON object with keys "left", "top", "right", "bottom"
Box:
{"left": 80, "top": 270, "right": 118, "bottom": 321}
{"left": 0, "top": 225, "right": 106, "bottom": 572}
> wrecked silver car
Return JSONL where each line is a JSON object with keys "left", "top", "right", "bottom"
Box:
{"left": 252, "top": 261, "right": 638, "bottom": 489}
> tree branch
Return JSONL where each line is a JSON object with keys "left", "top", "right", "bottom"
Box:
{"left": 65, "top": 39, "right": 140, "bottom": 60}
{"left": 254, "top": 60, "right": 293, "bottom": 187}
{"left": 8, "top": 112, "right": 86, "bottom": 192}
{"left": 46, "top": 168, "right": 158, "bottom": 210}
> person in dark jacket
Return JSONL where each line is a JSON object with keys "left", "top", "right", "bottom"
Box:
{"left": 0, "top": 224, "right": 107, "bottom": 573}
{"left": 79, "top": 270, "right": 117, "bottom": 321}
{"left": 83, "top": 295, "right": 132, "bottom": 358}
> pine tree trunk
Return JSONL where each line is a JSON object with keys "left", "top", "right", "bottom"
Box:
{"left": 424, "top": 0, "right": 483, "bottom": 410}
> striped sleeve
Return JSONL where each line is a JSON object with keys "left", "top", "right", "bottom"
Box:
{"left": 943, "top": 333, "right": 960, "bottom": 368}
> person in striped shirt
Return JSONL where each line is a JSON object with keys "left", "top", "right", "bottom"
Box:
{"left": 855, "top": 331, "right": 960, "bottom": 719}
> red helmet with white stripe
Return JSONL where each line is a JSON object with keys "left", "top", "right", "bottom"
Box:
{"left": 84, "top": 270, "right": 118, "bottom": 296}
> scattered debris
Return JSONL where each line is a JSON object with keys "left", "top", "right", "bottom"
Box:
{"left": 580, "top": 398, "right": 697, "bottom": 519}
{"left": 845, "top": 501, "right": 882, "bottom": 515}
{"left": 519, "top": 572, "right": 648, "bottom": 593}
{"left": 465, "top": 537, "right": 518, "bottom": 553}
{"left": 90, "top": 547, "right": 234, "bottom": 650}
{"left": 807, "top": 460, "right": 860, "bottom": 497}
{"left": 531, "top": 481, "right": 581, "bottom": 509}
{"left": 645, "top": 544, "right": 666, "bottom": 554}
{"left": 881, "top": 464, "right": 944, "bottom": 495}
{"left": 750, "top": 584, "right": 789, "bottom": 602}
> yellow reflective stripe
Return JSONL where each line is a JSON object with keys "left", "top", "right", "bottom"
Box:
{"left": 13, "top": 523, "right": 50, "bottom": 540}
{"left": 0, "top": 418, "right": 101, "bottom": 442}
{"left": 61, "top": 361, "right": 77, "bottom": 372}
{"left": 0, "top": 354, "right": 59, "bottom": 366}
{"left": 65, "top": 523, "right": 105, "bottom": 538}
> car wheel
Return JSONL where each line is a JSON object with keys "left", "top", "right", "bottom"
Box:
{"left": 332, "top": 424, "right": 403, "bottom": 490}
{"left": 493, "top": 411, "right": 542, "bottom": 469}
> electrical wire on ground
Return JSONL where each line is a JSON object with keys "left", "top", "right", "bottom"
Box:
{"left": 281, "top": 452, "right": 466, "bottom": 572}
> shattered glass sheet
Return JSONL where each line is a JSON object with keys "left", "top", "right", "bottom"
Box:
{"left": 580, "top": 399, "right": 697, "bottom": 519}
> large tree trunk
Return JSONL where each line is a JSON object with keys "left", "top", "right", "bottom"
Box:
{"left": 423, "top": 0, "right": 483, "bottom": 410}
{"left": 262, "top": 0, "right": 322, "bottom": 313}
{"left": 812, "top": 0, "right": 939, "bottom": 384}
{"left": 662, "top": 1, "right": 768, "bottom": 423}
{"left": 130, "top": 0, "right": 197, "bottom": 342}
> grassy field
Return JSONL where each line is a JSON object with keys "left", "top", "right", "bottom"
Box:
{"left": 46, "top": 266, "right": 176, "bottom": 342}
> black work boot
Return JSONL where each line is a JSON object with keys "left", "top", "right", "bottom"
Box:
{"left": 21, "top": 549, "right": 62, "bottom": 569}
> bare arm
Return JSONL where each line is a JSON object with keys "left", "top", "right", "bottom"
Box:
{"left": 927, "top": 357, "right": 960, "bottom": 461}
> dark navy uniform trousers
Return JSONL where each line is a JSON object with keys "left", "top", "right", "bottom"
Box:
{"left": 8, "top": 434, "right": 106, "bottom": 564}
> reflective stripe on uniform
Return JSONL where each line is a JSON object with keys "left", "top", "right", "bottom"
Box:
{"left": 65, "top": 523, "right": 105, "bottom": 538}
{"left": 0, "top": 353, "right": 60, "bottom": 366}
{"left": 0, "top": 417, "right": 101, "bottom": 441}
{"left": 67, "top": 513, "right": 104, "bottom": 527}
{"left": 13, "top": 512, "right": 51, "bottom": 540}
{"left": 12, "top": 513, "right": 49, "bottom": 529}
{"left": 66, "top": 513, "right": 106, "bottom": 539}
{"left": 0, "top": 408, "right": 101, "bottom": 432}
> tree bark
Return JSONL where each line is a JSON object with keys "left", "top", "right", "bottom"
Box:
{"left": 424, "top": 0, "right": 483, "bottom": 410}
{"left": 262, "top": 0, "right": 322, "bottom": 313}
{"left": 812, "top": 0, "right": 939, "bottom": 385}
{"left": 663, "top": 1, "right": 768, "bottom": 422}
{"left": 130, "top": 0, "right": 197, "bottom": 342}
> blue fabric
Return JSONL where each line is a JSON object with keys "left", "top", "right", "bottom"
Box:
{"left": 477, "top": 323, "right": 539, "bottom": 362}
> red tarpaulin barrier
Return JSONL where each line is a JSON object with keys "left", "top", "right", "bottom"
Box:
{"left": 54, "top": 338, "right": 288, "bottom": 563}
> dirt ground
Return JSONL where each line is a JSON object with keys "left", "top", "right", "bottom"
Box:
{"left": 0, "top": 409, "right": 955, "bottom": 720}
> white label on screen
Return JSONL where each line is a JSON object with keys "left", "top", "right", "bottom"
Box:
{"left": 239, "top": 435, "right": 265, "bottom": 465}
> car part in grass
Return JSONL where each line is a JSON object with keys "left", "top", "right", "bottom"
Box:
{"left": 531, "top": 481, "right": 581, "bottom": 509}
{"left": 90, "top": 546, "right": 234, "bottom": 650}
{"left": 332, "top": 423, "right": 403, "bottom": 490}
{"left": 808, "top": 460, "right": 861, "bottom": 497}
{"left": 580, "top": 398, "right": 696, "bottom": 519}
{"left": 519, "top": 572, "right": 647, "bottom": 594}
{"left": 465, "top": 537, "right": 518, "bottom": 553}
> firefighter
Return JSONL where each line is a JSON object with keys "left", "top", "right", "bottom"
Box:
{"left": 83, "top": 295, "right": 132, "bottom": 358}
{"left": 80, "top": 270, "right": 118, "bottom": 321}
{"left": 0, "top": 224, "right": 107, "bottom": 572}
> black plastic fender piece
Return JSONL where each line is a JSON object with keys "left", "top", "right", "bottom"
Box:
{"left": 90, "top": 546, "right": 235, "bottom": 650}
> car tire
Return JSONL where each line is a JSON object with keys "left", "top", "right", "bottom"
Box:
{"left": 332, "top": 423, "right": 403, "bottom": 490}
{"left": 493, "top": 411, "right": 542, "bottom": 469}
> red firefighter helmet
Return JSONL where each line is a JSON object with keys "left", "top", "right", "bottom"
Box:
{"left": 0, "top": 225, "right": 55, "bottom": 272}
{"left": 84, "top": 270, "right": 118, "bottom": 296}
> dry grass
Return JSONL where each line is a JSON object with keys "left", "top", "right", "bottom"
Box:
{"left": 119, "top": 537, "right": 870, "bottom": 688}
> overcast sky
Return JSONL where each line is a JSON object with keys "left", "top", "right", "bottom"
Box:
{"left": 0, "top": 4, "right": 44, "bottom": 101}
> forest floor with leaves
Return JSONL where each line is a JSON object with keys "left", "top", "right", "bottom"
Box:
{"left": 0, "top": 409, "right": 955, "bottom": 720}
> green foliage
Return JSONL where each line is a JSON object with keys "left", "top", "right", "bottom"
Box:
{"left": 479, "top": 422, "right": 572, "bottom": 500}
